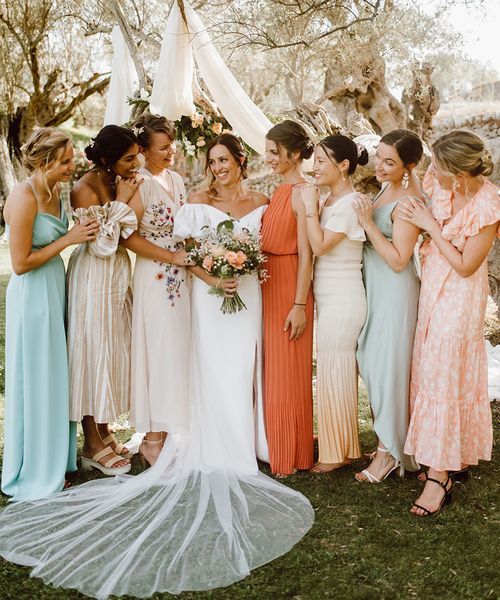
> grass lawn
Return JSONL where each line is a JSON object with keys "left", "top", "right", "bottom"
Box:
{"left": 0, "top": 271, "right": 498, "bottom": 600}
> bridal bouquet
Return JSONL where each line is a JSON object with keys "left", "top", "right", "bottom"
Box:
{"left": 188, "top": 219, "right": 267, "bottom": 314}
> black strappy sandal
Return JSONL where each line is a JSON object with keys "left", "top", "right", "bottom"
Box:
{"left": 411, "top": 474, "right": 452, "bottom": 517}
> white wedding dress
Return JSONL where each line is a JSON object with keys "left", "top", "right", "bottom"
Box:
{"left": 0, "top": 203, "right": 313, "bottom": 600}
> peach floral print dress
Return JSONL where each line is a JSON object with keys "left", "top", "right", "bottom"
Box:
{"left": 404, "top": 170, "right": 500, "bottom": 471}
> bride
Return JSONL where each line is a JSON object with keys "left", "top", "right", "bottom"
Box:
{"left": 0, "top": 133, "right": 314, "bottom": 600}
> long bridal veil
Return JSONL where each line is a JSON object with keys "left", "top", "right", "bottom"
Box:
{"left": 0, "top": 404, "right": 313, "bottom": 600}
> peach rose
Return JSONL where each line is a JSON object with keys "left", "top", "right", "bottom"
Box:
{"left": 211, "top": 122, "right": 223, "bottom": 135}
{"left": 202, "top": 255, "right": 214, "bottom": 271}
{"left": 226, "top": 250, "right": 247, "bottom": 270}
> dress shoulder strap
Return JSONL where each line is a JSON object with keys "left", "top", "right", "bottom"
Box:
{"left": 26, "top": 178, "right": 38, "bottom": 201}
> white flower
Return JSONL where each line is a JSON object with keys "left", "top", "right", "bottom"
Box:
{"left": 139, "top": 88, "right": 150, "bottom": 100}
{"left": 196, "top": 136, "right": 206, "bottom": 147}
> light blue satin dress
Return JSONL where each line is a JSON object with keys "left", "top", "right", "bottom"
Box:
{"left": 1, "top": 202, "right": 77, "bottom": 501}
{"left": 356, "top": 200, "right": 420, "bottom": 472}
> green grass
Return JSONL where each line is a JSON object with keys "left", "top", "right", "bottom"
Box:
{"left": 0, "top": 272, "right": 499, "bottom": 600}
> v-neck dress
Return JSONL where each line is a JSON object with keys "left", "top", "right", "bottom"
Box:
{"left": 404, "top": 172, "right": 500, "bottom": 470}
{"left": 356, "top": 194, "right": 420, "bottom": 472}
{"left": 2, "top": 204, "right": 77, "bottom": 502}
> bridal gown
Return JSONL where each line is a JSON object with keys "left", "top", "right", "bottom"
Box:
{"left": 0, "top": 203, "right": 313, "bottom": 600}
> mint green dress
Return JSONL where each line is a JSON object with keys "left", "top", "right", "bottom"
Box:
{"left": 356, "top": 200, "right": 420, "bottom": 472}
{"left": 1, "top": 204, "right": 77, "bottom": 502}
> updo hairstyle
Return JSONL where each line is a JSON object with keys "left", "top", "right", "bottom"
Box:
{"left": 318, "top": 135, "right": 369, "bottom": 175}
{"left": 380, "top": 129, "right": 423, "bottom": 167}
{"left": 205, "top": 133, "right": 248, "bottom": 195}
{"left": 266, "top": 120, "right": 314, "bottom": 160}
{"left": 432, "top": 129, "right": 494, "bottom": 178}
{"left": 131, "top": 113, "right": 176, "bottom": 149}
{"left": 85, "top": 125, "right": 137, "bottom": 172}
{"left": 21, "top": 127, "right": 71, "bottom": 174}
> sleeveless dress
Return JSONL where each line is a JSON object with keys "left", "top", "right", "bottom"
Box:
{"left": 261, "top": 183, "right": 314, "bottom": 475}
{"left": 1, "top": 200, "right": 77, "bottom": 502}
{"left": 356, "top": 197, "right": 420, "bottom": 472}
{"left": 313, "top": 193, "right": 366, "bottom": 464}
{"left": 404, "top": 173, "right": 500, "bottom": 470}
{"left": 0, "top": 202, "right": 313, "bottom": 599}
{"left": 67, "top": 200, "right": 137, "bottom": 422}
{"left": 130, "top": 170, "right": 190, "bottom": 433}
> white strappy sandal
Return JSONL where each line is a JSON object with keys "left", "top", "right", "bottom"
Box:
{"left": 81, "top": 447, "right": 131, "bottom": 476}
{"left": 355, "top": 446, "right": 401, "bottom": 483}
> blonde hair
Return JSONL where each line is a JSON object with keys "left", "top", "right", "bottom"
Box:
{"left": 21, "top": 127, "right": 72, "bottom": 201}
{"left": 432, "top": 129, "right": 494, "bottom": 178}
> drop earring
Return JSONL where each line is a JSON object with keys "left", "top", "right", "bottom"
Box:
{"left": 342, "top": 171, "right": 346, "bottom": 182}
{"left": 402, "top": 170, "right": 410, "bottom": 189}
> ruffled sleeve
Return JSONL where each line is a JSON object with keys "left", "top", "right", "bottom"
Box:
{"left": 323, "top": 194, "right": 366, "bottom": 242}
{"left": 73, "top": 201, "right": 137, "bottom": 258}
{"left": 422, "top": 167, "right": 452, "bottom": 223}
{"left": 442, "top": 180, "right": 500, "bottom": 248}
{"left": 173, "top": 204, "right": 210, "bottom": 241}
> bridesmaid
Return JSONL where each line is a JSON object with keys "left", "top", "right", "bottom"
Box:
{"left": 262, "top": 120, "right": 314, "bottom": 477}
{"left": 353, "top": 129, "right": 423, "bottom": 482}
{"left": 1, "top": 128, "right": 99, "bottom": 501}
{"left": 68, "top": 125, "right": 141, "bottom": 475}
{"left": 301, "top": 135, "right": 369, "bottom": 473}
{"left": 400, "top": 130, "right": 499, "bottom": 516}
{"left": 122, "top": 113, "right": 190, "bottom": 466}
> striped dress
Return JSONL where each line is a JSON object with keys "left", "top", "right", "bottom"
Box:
{"left": 67, "top": 201, "right": 137, "bottom": 422}
{"left": 261, "top": 183, "right": 314, "bottom": 475}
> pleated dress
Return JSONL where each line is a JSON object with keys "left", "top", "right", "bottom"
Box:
{"left": 2, "top": 205, "right": 77, "bottom": 502}
{"left": 313, "top": 193, "right": 366, "bottom": 465}
{"left": 261, "top": 183, "right": 314, "bottom": 475}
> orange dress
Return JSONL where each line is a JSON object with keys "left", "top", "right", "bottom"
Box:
{"left": 261, "top": 183, "right": 314, "bottom": 475}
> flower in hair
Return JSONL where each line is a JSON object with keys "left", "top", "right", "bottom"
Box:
{"left": 355, "top": 143, "right": 365, "bottom": 158}
{"left": 132, "top": 126, "right": 145, "bottom": 137}
{"left": 481, "top": 148, "right": 490, "bottom": 163}
{"left": 88, "top": 138, "right": 95, "bottom": 148}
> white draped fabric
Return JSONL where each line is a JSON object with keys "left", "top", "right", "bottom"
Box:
{"left": 103, "top": 26, "right": 139, "bottom": 126}
{"left": 150, "top": 1, "right": 273, "bottom": 155}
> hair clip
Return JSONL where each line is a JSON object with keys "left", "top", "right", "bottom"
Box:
{"left": 355, "top": 143, "right": 365, "bottom": 158}
{"left": 132, "top": 126, "right": 145, "bottom": 137}
{"left": 88, "top": 138, "right": 95, "bottom": 148}
{"left": 480, "top": 148, "right": 490, "bottom": 162}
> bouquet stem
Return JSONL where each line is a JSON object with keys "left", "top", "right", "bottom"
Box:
{"left": 209, "top": 287, "right": 247, "bottom": 314}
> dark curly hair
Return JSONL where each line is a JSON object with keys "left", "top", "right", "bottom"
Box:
{"left": 85, "top": 125, "right": 138, "bottom": 172}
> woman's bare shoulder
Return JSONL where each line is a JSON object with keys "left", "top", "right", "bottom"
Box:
{"left": 187, "top": 189, "right": 212, "bottom": 204}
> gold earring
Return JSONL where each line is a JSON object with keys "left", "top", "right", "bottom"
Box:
{"left": 402, "top": 171, "right": 410, "bottom": 189}
{"left": 342, "top": 171, "right": 346, "bottom": 182}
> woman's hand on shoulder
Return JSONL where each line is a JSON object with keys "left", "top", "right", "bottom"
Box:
{"left": 300, "top": 184, "right": 320, "bottom": 213}
{"left": 352, "top": 193, "right": 374, "bottom": 229}
{"left": 116, "top": 174, "right": 144, "bottom": 204}
{"left": 397, "top": 195, "right": 438, "bottom": 234}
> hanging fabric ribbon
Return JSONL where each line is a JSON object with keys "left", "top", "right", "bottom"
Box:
{"left": 150, "top": 0, "right": 272, "bottom": 155}
{"left": 103, "top": 26, "right": 139, "bottom": 126}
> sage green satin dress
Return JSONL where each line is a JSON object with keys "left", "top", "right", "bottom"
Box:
{"left": 1, "top": 206, "right": 77, "bottom": 501}
{"left": 356, "top": 200, "right": 420, "bottom": 472}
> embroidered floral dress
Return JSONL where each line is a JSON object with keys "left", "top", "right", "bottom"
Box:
{"left": 404, "top": 171, "right": 500, "bottom": 471}
{"left": 130, "top": 169, "right": 190, "bottom": 433}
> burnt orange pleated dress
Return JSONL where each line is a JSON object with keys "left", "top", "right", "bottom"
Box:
{"left": 261, "top": 183, "right": 314, "bottom": 475}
